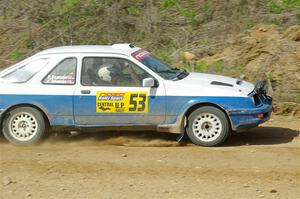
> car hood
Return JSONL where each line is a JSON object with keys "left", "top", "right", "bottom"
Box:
{"left": 168, "top": 72, "right": 255, "bottom": 97}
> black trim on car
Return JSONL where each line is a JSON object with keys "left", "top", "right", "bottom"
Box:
{"left": 210, "top": 81, "right": 233, "bottom": 87}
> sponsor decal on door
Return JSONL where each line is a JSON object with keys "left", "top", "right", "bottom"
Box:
{"left": 96, "top": 92, "right": 148, "bottom": 113}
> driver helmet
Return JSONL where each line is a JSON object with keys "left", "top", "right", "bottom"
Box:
{"left": 98, "top": 63, "right": 118, "bottom": 83}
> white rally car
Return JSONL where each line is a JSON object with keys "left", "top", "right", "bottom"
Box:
{"left": 0, "top": 44, "right": 272, "bottom": 146}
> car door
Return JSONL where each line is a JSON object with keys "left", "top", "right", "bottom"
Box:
{"left": 73, "top": 54, "right": 166, "bottom": 126}
{"left": 39, "top": 56, "right": 78, "bottom": 126}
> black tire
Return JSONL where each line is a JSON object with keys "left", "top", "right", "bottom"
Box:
{"left": 186, "top": 106, "right": 230, "bottom": 147}
{"left": 2, "top": 107, "right": 46, "bottom": 145}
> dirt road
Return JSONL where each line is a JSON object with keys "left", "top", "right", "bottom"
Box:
{"left": 0, "top": 115, "right": 299, "bottom": 199}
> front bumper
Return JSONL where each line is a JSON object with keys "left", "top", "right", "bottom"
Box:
{"left": 229, "top": 103, "right": 272, "bottom": 132}
{"left": 228, "top": 82, "right": 273, "bottom": 132}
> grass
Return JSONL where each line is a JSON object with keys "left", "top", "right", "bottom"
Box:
{"left": 64, "top": 0, "right": 78, "bottom": 9}
{"left": 270, "top": 0, "right": 300, "bottom": 15}
{"left": 283, "top": 0, "right": 300, "bottom": 7}
{"left": 10, "top": 49, "right": 23, "bottom": 61}
{"left": 201, "top": 0, "right": 214, "bottom": 12}
{"left": 214, "top": 60, "right": 224, "bottom": 71}
{"left": 195, "top": 60, "right": 210, "bottom": 72}
{"left": 270, "top": 1, "right": 282, "bottom": 14}
{"left": 127, "top": 6, "right": 139, "bottom": 16}
{"left": 297, "top": 10, "right": 300, "bottom": 19}
{"left": 194, "top": 60, "right": 224, "bottom": 73}
{"left": 244, "top": 20, "right": 256, "bottom": 30}
{"left": 223, "top": 65, "right": 244, "bottom": 78}
{"left": 160, "top": 0, "right": 178, "bottom": 9}
{"left": 160, "top": 0, "right": 199, "bottom": 26}
{"left": 155, "top": 50, "right": 172, "bottom": 63}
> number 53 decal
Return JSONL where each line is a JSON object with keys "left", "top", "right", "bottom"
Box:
{"left": 96, "top": 91, "right": 148, "bottom": 113}
{"left": 129, "top": 93, "right": 147, "bottom": 112}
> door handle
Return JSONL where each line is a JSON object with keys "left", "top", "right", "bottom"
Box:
{"left": 81, "top": 90, "right": 91, "bottom": 94}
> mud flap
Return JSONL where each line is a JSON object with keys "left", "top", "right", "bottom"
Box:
{"left": 176, "top": 133, "right": 185, "bottom": 142}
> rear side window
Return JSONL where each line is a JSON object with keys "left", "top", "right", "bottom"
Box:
{"left": 43, "top": 58, "right": 77, "bottom": 85}
{"left": 1, "top": 58, "right": 50, "bottom": 83}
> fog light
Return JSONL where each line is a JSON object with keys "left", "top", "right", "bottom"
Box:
{"left": 257, "top": 113, "right": 264, "bottom": 119}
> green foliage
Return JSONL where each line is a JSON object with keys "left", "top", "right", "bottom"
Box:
{"left": 244, "top": 20, "right": 256, "bottom": 30}
{"left": 223, "top": 65, "right": 244, "bottom": 78}
{"left": 270, "top": 1, "right": 282, "bottom": 14}
{"left": 127, "top": 6, "right": 139, "bottom": 16}
{"left": 194, "top": 60, "right": 224, "bottom": 72}
{"left": 296, "top": 95, "right": 300, "bottom": 103}
{"left": 83, "top": 0, "right": 100, "bottom": 16}
{"left": 266, "top": 71, "right": 278, "bottom": 89}
{"left": 64, "top": 0, "right": 78, "bottom": 9}
{"left": 269, "top": 0, "right": 299, "bottom": 15}
{"left": 102, "top": 0, "right": 114, "bottom": 6}
{"left": 20, "top": 32, "right": 29, "bottom": 41}
{"left": 90, "top": 0, "right": 97, "bottom": 5}
{"left": 89, "top": 0, "right": 98, "bottom": 9}
{"left": 180, "top": 8, "right": 199, "bottom": 26}
{"left": 297, "top": 10, "right": 300, "bottom": 19}
{"left": 159, "top": 0, "right": 199, "bottom": 26}
{"left": 195, "top": 61, "right": 210, "bottom": 72}
{"left": 10, "top": 49, "right": 23, "bottom": 61}
{"left": 160, "top": 0, "right": 178, "bottom": 9}
{"left": 283, "top": 0, "right": 300, "bottom": 7}
{"left": 155, "top": 50, "right": 172, "bottom": 63}
{"left": 201, "top": 0, "right": 214, "bottom": 12}
{"left": 63, "top": 15, "right": 70, "bottom": 26}
{"left": 199, "top": 39, "right": 210, "bottom": 46}
{"left": 214, "top": 60, "right": 224, "bottom": 71}
{"left": 20, "top": 32, "right": 34, "bottom": 49}
{"left": 180, "top": 8, "right": 195, "bottom": 18}
{"left": 266, "top": 72, "right": 274, "bottom": 82}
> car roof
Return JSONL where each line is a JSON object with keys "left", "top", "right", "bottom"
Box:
{"left": 36, "top": 43, "right": 141, "bottom": 56}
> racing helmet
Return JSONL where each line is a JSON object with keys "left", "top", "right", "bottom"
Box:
{"left": 98, "top": 63, "right": 118, "bottom": 83}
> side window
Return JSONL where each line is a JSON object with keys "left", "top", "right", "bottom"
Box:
{"left": 81, "top": 57, "right": 151, "bottom": 87}
{"left": 43, "top": 58, "right": 77, "bottom": 85}
{"left": 1, "top": 58, "right": 50, "bottom": 83}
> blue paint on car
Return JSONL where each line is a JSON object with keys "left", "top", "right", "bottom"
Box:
{"left": 0, "top": 94, "right": 272, "bottom": 131}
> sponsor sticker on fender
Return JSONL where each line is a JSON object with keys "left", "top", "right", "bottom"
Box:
{"left": 96, "top": 92, "right": 148, "bottom": 113}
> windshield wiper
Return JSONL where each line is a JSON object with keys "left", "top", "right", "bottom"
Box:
{"left": 157, "top": 69, "right": 177, "bottom": 74}
{"left": 175, "top": 68, "right": 189, "bottom": 79}
{"left": 157, "top": 68, "right": 189, "bottom": 80}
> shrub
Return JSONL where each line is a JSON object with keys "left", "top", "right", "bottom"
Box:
{"left": 270, "top": 1, "right": 282, "bottom": 14}
{"left": 10, "top": 49, "right": 23, "bottom": 61}
{"left": 127, "top": 6, "right": 139, "bottom": 16}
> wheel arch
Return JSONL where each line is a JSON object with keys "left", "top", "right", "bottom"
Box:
{"left": 183, "top": 102, "right": 233, "bottom": 131}
{"left": 0, "top": 104, "right": 50, "bottom": 128}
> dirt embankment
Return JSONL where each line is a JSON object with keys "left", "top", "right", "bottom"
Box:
{"left": 197, "top": 24, "right": 300, "bottom": 102}
{"left": 0, "top": 115, "right": 299, "bottom": 199}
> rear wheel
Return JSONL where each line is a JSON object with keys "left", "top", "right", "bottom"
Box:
{"left": 2, "top": 107, "right": 46, "bottom": 145}
{"left": 186, "top": 106, "right": 230, "bottom": 147}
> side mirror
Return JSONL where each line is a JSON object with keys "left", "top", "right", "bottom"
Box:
{"left": 142, "top": 77, "right": 155, "bottom": 87}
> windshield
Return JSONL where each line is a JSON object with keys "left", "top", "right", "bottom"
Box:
{"left": 132, "top": 49, "right": 188, "bottom": 80}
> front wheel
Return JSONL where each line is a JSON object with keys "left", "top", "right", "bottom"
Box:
{"left": 2, "top": 107, "right": 46, "bottom": 145}
{"left": 186, "top": 106, "right": 230, "bottom": 147}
